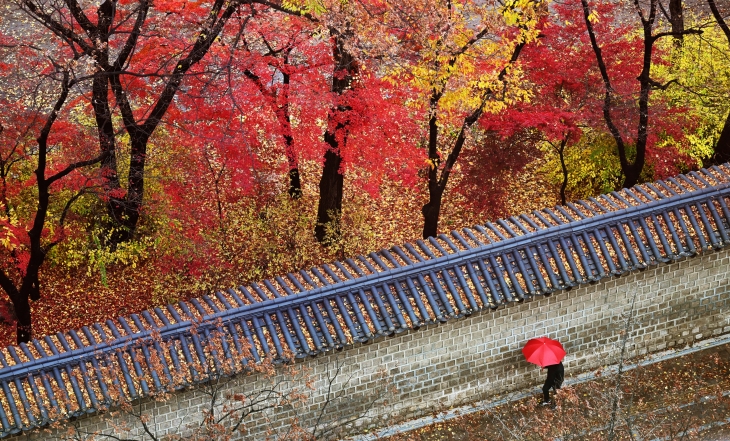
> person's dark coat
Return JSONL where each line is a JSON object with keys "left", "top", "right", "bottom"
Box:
{"left": 545, "top": 362, "right": 564, "bottom": 389}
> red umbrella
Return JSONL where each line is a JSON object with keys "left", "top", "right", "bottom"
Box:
{"left": 522, "top": 337, "right": 566, "bottom": 368}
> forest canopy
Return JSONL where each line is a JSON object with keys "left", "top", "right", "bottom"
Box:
{"left": 0, "top": 0, "right": 728, "bottom": 344}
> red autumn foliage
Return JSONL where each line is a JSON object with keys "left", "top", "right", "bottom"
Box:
{"left": 0, "top": 0, "right": 720, "bottom": 346}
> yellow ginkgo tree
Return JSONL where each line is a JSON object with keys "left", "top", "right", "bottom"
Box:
{"left": 377, "top": 0, "right": 546, "bottom": 238}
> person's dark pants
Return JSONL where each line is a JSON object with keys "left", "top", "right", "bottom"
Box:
{"left": 542, "top": 362, "right": 564, "bottom": 403}
{"left": 542, "top": 380, "right": 555, "bottom": 402}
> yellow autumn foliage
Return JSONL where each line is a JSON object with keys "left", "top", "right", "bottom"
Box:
{"left": 653, "top": 19, "right": 730, "bottom": 166}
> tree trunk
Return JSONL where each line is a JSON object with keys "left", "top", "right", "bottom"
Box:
{"left": 315, "top": 144, "right": 344, "bottom": 242}
{"left": 712, "top": 111, "right": 730, "bottom": 165}
{"left": 622, "top": 164, "right": 642, "bottom": 189}
{"left": 669, "top": 0, "right": 684, "bottom": 45}
{"left": 288, "top": 166, "right": 302, "bottom": 199}
{"left": 124, "top": 134, "right": 148, "bottom": 238}
{"left": 314, "top": 30, "right": 356, "bottom": 243}
{"left": 422, "top": 107, "right": 443, "bottom": 239}
{"left": 92, "top": 72, "right": 127, "bottom": 240}
{"left": 281, "top": 69, "right": 301, "bottom": 199}
{"left": 557, "top": 137, "right": 569, "bottom": 205}
{"left": 421, "top": 193, "right": 443, "bottom": 239}
{"left": 12, "top": 289, "right": 31, "bottom": 345}
{"left": 420, "top": 112, "right": 472, "bottom": 239}
{"left": 623, "top": 2, "right": 656, "bottom": 189}
{"left": 0, "top": 274, "right": 30, "bottom": 345}
{"left": 90, "top": 2, "right": 128, "bottom": 242}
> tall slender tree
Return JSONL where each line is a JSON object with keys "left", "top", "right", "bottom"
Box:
{"left": 0, "top": 26, "right": 106, "bottom": 342}
{"left": 315, "top": 27, "right": 357, "bottom": 243}
{"left": 580, "top": 0, "right": 701, "bottom": 188}
{"left": 377, "top": 0, "right": 545, "bottom": 238}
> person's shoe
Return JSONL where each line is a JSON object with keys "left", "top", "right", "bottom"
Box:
{"left": 540, "top": 401, "right": 551, "bottom": 406}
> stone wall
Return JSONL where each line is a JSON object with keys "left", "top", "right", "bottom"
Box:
{"left": 28, "top": 248, "right": 730, "bottom": 440}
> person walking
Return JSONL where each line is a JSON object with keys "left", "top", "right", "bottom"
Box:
{"left": 541, "top": 361, "right": 564, "bottom": 405}
{"left": 522, "top": 337, "right": 566, "bottom": 406}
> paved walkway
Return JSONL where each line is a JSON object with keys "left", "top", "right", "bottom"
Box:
{"left": 349, "top": 334, "right": 730, "bottom": 440}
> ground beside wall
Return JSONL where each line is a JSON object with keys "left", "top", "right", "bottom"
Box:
{"left": 22, "top": 248, "right": 730, "bottom": 440}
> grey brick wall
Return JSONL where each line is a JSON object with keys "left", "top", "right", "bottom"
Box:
{"left": 26, "top": 248, "right": 730, "bottom": 440}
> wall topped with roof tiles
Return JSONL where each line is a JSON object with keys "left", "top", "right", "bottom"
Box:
{"left": 4, "top": 166, "right": 730, "bottom": 439}
{"left": 18, "top": 248, "right": 730, "bottom": 440}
